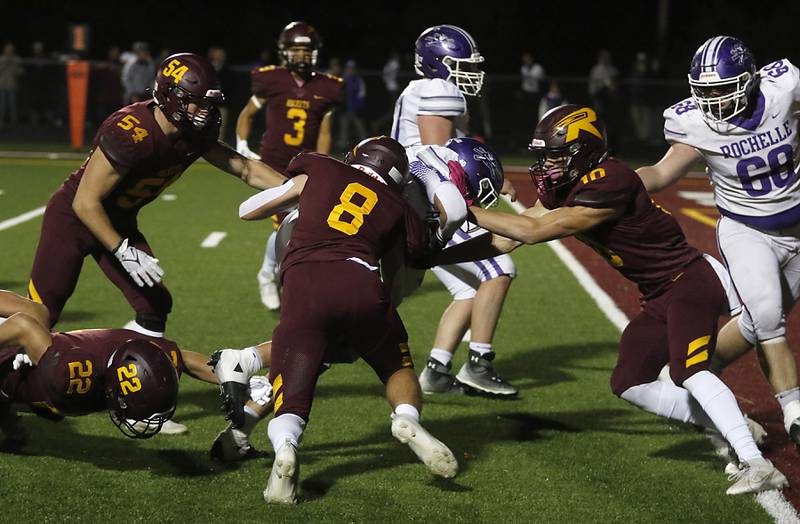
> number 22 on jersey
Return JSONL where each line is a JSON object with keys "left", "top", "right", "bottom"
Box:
{"left": 327, "top": 183, "right": 378, "bottom": 235}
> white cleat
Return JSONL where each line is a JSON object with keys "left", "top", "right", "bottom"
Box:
{"left": 726, "top": 458, "right": 789, "bottom": 495}
{"left": 391, "top": 414, "right": 458, "bottom": 479}
{"left": 210, "top": 424, "right": 258, "bottom": 462}
{"left": 128, "top": 418, "right": 187, "bottom": 435}
{"left": 264, "top": 438, "right": 298, "bottom": 504}
{"left": 257, "top": 269, "right": 281, "bottom": 311}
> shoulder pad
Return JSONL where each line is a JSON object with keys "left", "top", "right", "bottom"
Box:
{"left": 255, "top": 65, "right": 279, "bottom": 73}
{"left": 570, "top": 162, "right": 637, "bottom": 209}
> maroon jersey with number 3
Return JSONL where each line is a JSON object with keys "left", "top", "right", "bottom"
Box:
{"left": 61, "top": 100, "right": 218, "bottom": 223}
{"left": 251, "top": 66, "right": 343, "bottom": 173}
{"left": 538, "top": 157, "right": 702, "bottom": 300}
{"left": 0, "top": 329, "right": 183, "bottom": 418}
{"left": 280, "top": 152, "right": 429, "bottom": 276}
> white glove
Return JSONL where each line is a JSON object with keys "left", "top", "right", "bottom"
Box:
{"left": 114, "top": 238, "right": 165, "bottom": 287}
{"left": 249, "top": 376, "right": 273, "bottom": 407}
{"left": 12, "top": 353, "right": 32, "bottom": 370}
{"left": 236, "top": 137, "right": 261, "bottom": 160}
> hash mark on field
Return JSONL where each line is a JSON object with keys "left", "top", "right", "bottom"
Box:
{"left": 161, "top": 194, "right": 177, "bottom": 201}
{"left": 677, "top": 190, "right": 715, "bottom": 207}
{"left": 201, "top": 232, "right": 227, "bottom": 248}
{"left": 0, "top": 206, "right": 45, "bottom": 232}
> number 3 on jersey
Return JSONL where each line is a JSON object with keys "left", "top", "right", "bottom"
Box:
{"left": 327, "top": 183, "right": 378, "bottom": 235}
{"left": 284, "top": 108, "right": 307, "bottom": 146}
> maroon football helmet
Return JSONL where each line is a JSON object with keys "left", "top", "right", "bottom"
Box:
{"left": 278, "top": 21, "right": 321, "bottom": 78}
{"left": 528, "top": 104, "right": 608, "bottom": 194}
{"left": 104, "top": 339, "right": 179, "bottom": 439}
{"left": 344, "top": 136, "right": 409, "bottom": 190}
{"left": 153, "top": 52, "right": 225, "bottom": 130}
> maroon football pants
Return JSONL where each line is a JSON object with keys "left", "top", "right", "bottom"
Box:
{"left": 611, "top": 257, "right": 726, "bottom": 395}
{"left": 269, "top": 260, "right": 414, "bottom": 421}
{"left": 27, "top": 189, "right": 172, "bottom": 328}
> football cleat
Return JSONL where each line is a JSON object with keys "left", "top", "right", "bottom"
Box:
{"left": 257, "top": 269, "right": 281, "bottom": 311}
{"left": 263, "top": 438, "right": 299, "bottom": 504}
{"left": 210, "top": 424, "right": 264, "bottom": 462}
{"left": 208, "top": 349, "right": 261, "bottom": 428}
{"left": 419, "top": 357, "right": 461, "bottom": 395}
{"left": 726, "top": 458, "right": 788, "bottom": 495}
{"left": 455, "top": 350, "right": 518, "bottom": 397}
{"left": 787, "top": 417, "right": 800, "bottom": 446}
{"left": 391, "top": 413, "right": 458, "bottom": 478}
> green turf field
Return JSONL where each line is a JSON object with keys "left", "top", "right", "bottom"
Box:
{"left": 0, "top": 159, "right": 770, "bottom": 523}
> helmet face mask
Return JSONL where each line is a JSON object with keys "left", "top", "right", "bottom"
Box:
{"left": 414, "top": 25, "right": 485, "bottom": 97}
{"left": 104, "top": 340, "right": 179, "bottom": 439}
{"left": 688, "top": 36, "right": 757, "bottom": 126}
{"left": 528, "top": 105, "right": 608, "bottom": 196}
{"left": 278, "top": 22, "right": 321, "bottom": 78}
{"left": 153, "top": 53, "right": 224, "bottom": 131}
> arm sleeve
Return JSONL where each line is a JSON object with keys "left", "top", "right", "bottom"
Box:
{"left": 417, "top": 79, "right": 466, "bottom": 117}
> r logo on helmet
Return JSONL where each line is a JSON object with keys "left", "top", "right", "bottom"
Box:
{"left": 555, "top": 108, "right": 603, "bottom": 142}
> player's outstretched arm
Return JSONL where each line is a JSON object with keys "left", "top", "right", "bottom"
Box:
{"left": 239, "top": 175, "right": 307, "bottom": 220}
{"left": 0, "top": 313, "right": 52, "bottom": 364}
{"left": 471, "top": 204, "right": 621, "bottom": 245}
{"left": 203, "top": 141, "right": 287, "bottom": 190}
{"left": 0, "top": 290, "right": 49, "bottom": 328}
{"left": 235, "top": 97, "right": 264, "bottom": 160}
{"left": 316, "top": 111, "right": 334, "bottom": 154}
{"left": 180, "top": 350, "right": 219, "bottom": 384}
{"left": 636, "top": 143, "right": 702, "bottom": 193}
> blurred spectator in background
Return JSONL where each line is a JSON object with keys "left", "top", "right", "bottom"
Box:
{"left": 327, "top": 57, "right": 342, "bottom": 77}
{"left": 588, "top": 49, "right": 619, "bottom": 151}
{"left": 121, "top": 41, "right": 154, "bottom": 103}
{"left": 336, "top": 59, "right": 367, "bottom": 150}
{"left": 24, "top": 41, "right": 51, "bottom": 126}
{"left": 156, "top": 48, "right": 172, "bottom": 65}
{"left": 253, "top": 49, "right": 274, "bottom": 68}
{"left": 628, "top": 51, "right": 652, "bottom": 142}
{"left": 92, "top": 46, "right": 123, "bottom": 122}
{"left": 0, "top": 43, "right": 23, "bottom": 127}
{"left": 209, "top": 46, "right": 234, "bottom": 141}
{"left": 373, "top": 51, "right": 401, "bottom": 134}
{"left": 519, "top": 51, "right": 545, "bottom": 125}
{"left": 538, "top": 80, "right": 567, "bottom": 121}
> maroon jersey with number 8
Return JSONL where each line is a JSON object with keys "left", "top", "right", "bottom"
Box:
{"left": 280, "top": 152, "right": 429, "bottom": 276}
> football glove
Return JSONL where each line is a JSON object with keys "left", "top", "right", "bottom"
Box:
{"left": 236, "top": 137, "right": 261, "bottom": 160}
{"left": 114, "top": 238, "right": 165, "bottom": 288}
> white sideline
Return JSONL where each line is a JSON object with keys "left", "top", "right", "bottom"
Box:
{"left": 501, "top": 194, "right": 798, "bottom": 524}
{"left": 0, "top": 206, "right": 46, "bottom": 231}
{"left": 201, "top": 231, "right": 227, "bottom": 248}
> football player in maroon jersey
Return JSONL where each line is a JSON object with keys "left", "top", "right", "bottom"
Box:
{"left": 26, "top": 53, "right": 286, "bottom": 338}
{"left": 235, "top": 21, "right": 344, "bottom": 311}
{"left": 438, "top": 105, "right": 787, "bottom": 495}
{"left": 213, "top": 137, "right": 457, "bottom": 503}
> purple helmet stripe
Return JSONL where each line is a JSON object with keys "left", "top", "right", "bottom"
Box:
{"left": 711, "top": 36, "right": 729, "bottom": 68}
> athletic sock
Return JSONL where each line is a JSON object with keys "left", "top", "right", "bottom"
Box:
{"left": 620, "top": 380, "right": 713, "bottom": 428}
{"left": 267, "top": 413, "right": 306, "bottom": 451}
{"left": 241, "top": 405, "right": 261, "bottom": 436}
{"left": 776, "top": 388, "right": 800, "bottom": 432}
{"left": 260, "top": 231, "right": 278, "bottom": 276}
{"left": 125, "top": 320, "right": 164, "bottom": 338}
{"left": 683, "top": 371, "right": 761, "bottom": 462}
{"left": 394, "top": 403, "right": 420, "bottom": 423}
{"left": 469, "top": 342, "right": 492, "bottom": 356}
{"left": 430, "top": 348, "right": 452, "bottom": 366}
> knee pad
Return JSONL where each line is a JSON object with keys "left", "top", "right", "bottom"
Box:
{"left": 744, "top": 302, "right": 785, "bottom": 342}
{"left": 432, "top": 266, "right": 479, "bottom": 300}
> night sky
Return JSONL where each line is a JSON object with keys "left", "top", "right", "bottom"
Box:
{"left": 3, "top": 0, "right": 799, "bottom": 76}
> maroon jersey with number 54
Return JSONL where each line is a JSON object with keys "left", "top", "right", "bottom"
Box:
{"left": 538, "top": 157, "right": 702, "bottom": 300}
{"left": 280, "top": 152, "right": 429, "bottom": 276}
{"left": 251, "top": 66, "right": 343, "bottom": 174}
{"left": 61, "top": 100, "right": 219, "bottom": 223}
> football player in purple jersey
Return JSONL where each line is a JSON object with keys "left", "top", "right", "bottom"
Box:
{"left": 438, "top": 105, "right": 787, "bottom": 495}
{"left": 27, "top": 53, "right": 286, "bottom": 339}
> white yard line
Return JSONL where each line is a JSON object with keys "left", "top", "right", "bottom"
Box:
{"left": 0, "top": 206, "right": 46, "bottom": 231}
{"left": 200, "top": 231, "right": 227, "bottom": 248}
{"left": 502, "top": 194, "right": 797, "bottom": 523}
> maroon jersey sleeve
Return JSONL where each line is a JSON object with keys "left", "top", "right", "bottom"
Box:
{"left": 251, "top": 66, "right": 280, "bottom": 99}
{"left": 97, "top": 107, "right": 156, "bottom": 174}
{"left": 402, "top": 204, "right": 432, "bottom": 266}
{"left": 565, "top": 161, "right": 639, "bottom": 210}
